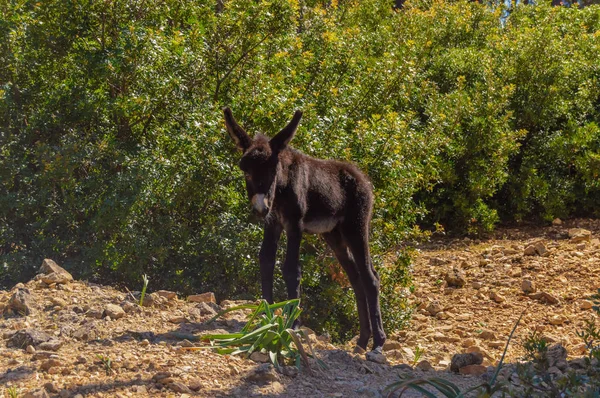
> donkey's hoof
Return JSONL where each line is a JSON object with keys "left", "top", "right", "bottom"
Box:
{"left": 366, "top": 349, "right": 387, "bottom": 365}
{"left": 352, "top": 345, "right": 366, "bottom": 355}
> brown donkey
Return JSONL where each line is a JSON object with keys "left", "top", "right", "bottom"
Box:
{"left": 223, "top": 108, "right": 386, "bottom": 352}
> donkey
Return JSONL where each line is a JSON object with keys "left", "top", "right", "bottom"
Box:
{"left": 223, "top": 107, "right": 386, "bottom": 352}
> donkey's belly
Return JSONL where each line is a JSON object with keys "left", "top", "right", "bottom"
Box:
{"left": 303, "top": 218, "right": 339, "bottom": 234}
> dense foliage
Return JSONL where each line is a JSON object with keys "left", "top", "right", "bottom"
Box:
{"left": 1, "top": 0, "right": 599, "bottom": 341}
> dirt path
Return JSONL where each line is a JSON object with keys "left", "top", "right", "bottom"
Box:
{"left": 1, "top": 219, "right": 598, "bottom": 397}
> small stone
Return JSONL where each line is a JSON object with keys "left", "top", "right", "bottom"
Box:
{"left": 26, "top": 345, "right": 36, "bottom": 354}
{"left": 38, "top": 339, "right": 63, "bottom": 351}
{"left": 576, "top": 243, "right": 586, "bottom": 250}
{"left": 472, "top": 282, "right": 483, "bottom": 289}
{"left": 140, "top": 339, "right": 150, "bottom": 346}
{"left": 23, "top": 389, "right": 50, "bottom": 398}
{"left": 479, "top": 330, "right": 496, "bottom": 340}
{"left": 249, "top": 351, "right": 269, "bottom": 363}
{"left": 43, "top": 382, "right": 59, "bottom": 393}
{"left": 156, "top": 290, "right": 177, "bottom": 300}
{"left": 72, "top": 323, "right": 98, "bottom": 341}
{"left": 40, "top": 359, "right": 62, "bottom": 371}
{"left": 450, "top": 352, "right": 483, "bottom": 373}
{"left": 529, "top": 291, "right": 560, "bottom": 305}
{"left": 104, "top": 304, "right": 125, "bottom": 319}
{"left": 415, "top": 360, "right": 433, "bottom": 371}
{"left": 425, "top": 301, "right": 443, "bottom": 316}
{"left": 490, "top": 291, "right": 505, "bottom": 303}
{"left": 445, "top": 268, "right": 466, "bottom": 288}
{"left": 8, "top": 288, "right": 35, "bottom": 315}
{"left": 122, "top": 302, "right": 137, "bottom": 313}
{"left": 195, "top": 302, "right": 217, "bottom": 316}
{"left": 279, "top": 366, "right": 299, "bottom": 377}
{"left": 7, "top": 329, "right": 52, "bottom": 348}
{"left": 552, "top": 218, "right": 562, "bottom": 226}
{"left": 365, "top": 350, "right": 388, "bottom": 364}
{"left": 168, "top": 316, "right": 187, "bottom": 324}
{"left": 549, "top": 315, "right": 568, "bottom": 325}
{"left": 188, "top": 379, "right": 203, "bottom": 391}
{"left": 521, "top": 280, "right": 536, "bottom": 294}
{"left": 459, "top": 364, "right": 487, "bottom": 376}
{"left": 86, "top": 308, "right": 104, "bottom": 319}
{"left": 581, "top": 300, "right": 593, "bottom": 310}
{"left": 533, "top": 242, "right": 547, "bottom": 256}
{"left": 383, "top": 340, "right": 402, "bottom": 351}
{"left": 168, "top": 382, "right": 192, "bottom": 393}
{"left": 152, "top": 371, "right": 172, "bottom": 381}
{"left": 50, "top": 297, "right": 67, "bottom": 307}
{"left": 488, "top": 341, "right": 506, "bottom": 348}
{"left": 187, "top": 292, "right": 216, "bottom": 303}
{"left": 524, "top": 245, "right": 537, "bottom": 256}
{"left": 246, "top": 363, "right": 280, "bottom": 384}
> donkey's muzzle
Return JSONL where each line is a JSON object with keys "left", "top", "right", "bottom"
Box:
{"left": 251, "top": 194, "right": 269, "bottom": 217}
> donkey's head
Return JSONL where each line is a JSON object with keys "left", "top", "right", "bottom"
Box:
{"left": 223, "top": 107, "right": 302, "bottom": 217}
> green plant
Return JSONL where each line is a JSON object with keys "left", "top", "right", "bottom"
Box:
{"left": 6, "top": 387, "right": 19, "bottom": 398}
{"left": 412, "top": 346, "right": 425, "bottom": 367}
{"left": 139, "top": 274, "right": 149, "bottom": 307}
{"left": 200, "top": 299, "right": 324, "bottom": 371}
{"left": 96, "top": 354, "right": 113, "bottom": 376}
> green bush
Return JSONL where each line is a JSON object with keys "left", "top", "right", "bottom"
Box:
{"left": 1, "top": 0, "right": 600, "bottom": 341}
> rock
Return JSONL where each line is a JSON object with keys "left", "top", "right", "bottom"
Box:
{"left": 459, "top": 364, "right": 487, "bottom": 376}
{"left": 156, "top": 290, "right": 177, "bottom": 300}
{"left": 38, "top": 259, "right": 73, "bottom": 284}
{"left": 141, "top": 293, "right": 157, "bottom": 307}
{"left": 450, "top": 352, "right": 483, "bottom": 373}
{"left": 383, "top": 340, "right": 402, "bottom": 351}
{"left": 8, "top": 288, "right": 35, "bottom": 315}
{"left": 521, "top": 280, "right": 536, "bottom": 294}
{"left": 188, "top": 292, "right": 216, "bottom": 303}
{"left": 445, "top": 268, "right": 466, "bottom": 288}
{"left": 38, "top": 339, "right": 63, "bottom": 351}
{"left": 487, "top": 341, "right": 506, "bottom": 348}
{"left": 246, "top": 363, "right": 280, "bottom": 384}
{"left": 50, "top": 297, "right": 67, "bottom": 307}
{"left": 581, "top": 300, "right": 593, "bottom": 310}
{"left": 490, "top": 291, "right": 505, "bottom": 303}
{"left": 552, "top": 218, "right": 562, "bottom": 226}
{"left": 7, "top": 329, "right": 52, "bottom": 348}
{"left": 568, "top": 228, "right": 591, "bottom": 243}
{"left": 26, "top": 345, "right": 36, "bottom": 354}
{"left": 529, "top": 291, "right": 560, "bottom": 305}
{"left": 169, "top": 316, "right": 187, "bottom": 324}
{"left": 103, "top": 304, "right": 125, "bottom": 320}
{"left": 366, "top": 350, "right": 388, "bottom": 364}
{"left": 415, "top": 360, "right": 433, "bottom": 371}
{"left": 429, "top": 257, "right": 449, "bottom": 266}
{"left": 168, "top": 382, "right": 192, "bottom": 394}
{"left": 249, "top": 351, "right": 269, "bottom": 363}
{"left": 23, "top": 390, "right": 50, "bottom": 398}
{"left": 152, "top": 371, "right": 172, "bottom": 381}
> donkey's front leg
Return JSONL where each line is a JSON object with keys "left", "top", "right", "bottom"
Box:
{"left": 282, "top": 226, "right": 302, "bottom": 299}
{"left": 259, "top": 222, "right": 282, "bottom": 304}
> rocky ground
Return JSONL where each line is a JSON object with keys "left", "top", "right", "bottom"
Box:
{"left": 1, "top": 218, "right": 599, "bottom": 397}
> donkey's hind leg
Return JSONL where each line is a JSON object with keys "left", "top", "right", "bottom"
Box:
{"left": 323, "top": 228, "right": 372, "bottom": 350}
{"left": 342, "top": 225, "right": 386, "bottom": 351}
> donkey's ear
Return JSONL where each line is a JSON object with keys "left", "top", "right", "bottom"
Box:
{"left": 270, "top": 110, "right": 302, "bottom": 152}
{"left": 223, "top": 107, "right": 252, "bottom": 151}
